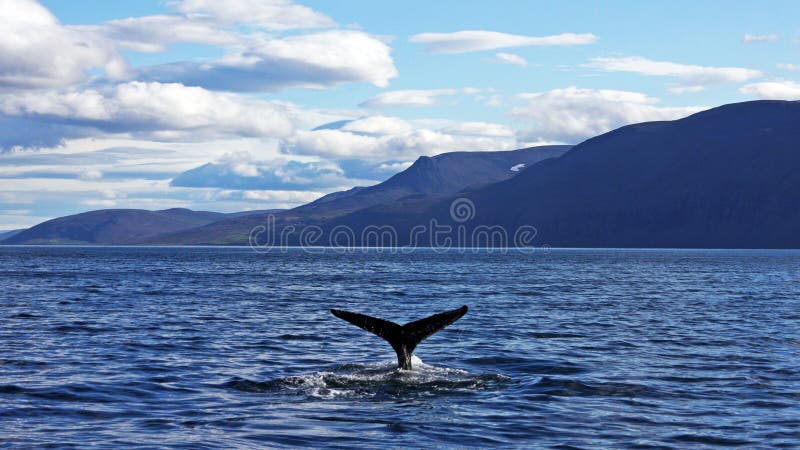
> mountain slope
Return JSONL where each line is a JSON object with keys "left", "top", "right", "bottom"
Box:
{"left": 2, "top": 208, "right": 227, "bottom": 244}
{"left": 0, "top": 229, "right": 23, "bottom": 240}
{"left": 327, "top": 100, "right": 800, "bottom": 248}
{"left": 293, "top": 145, "right": 570, "bottom": 218}
{"left": 142, "top": 145, "right": 571, "bottom": 244}
{"left": 224, "top": 209, "right": 286, "bottom": 218}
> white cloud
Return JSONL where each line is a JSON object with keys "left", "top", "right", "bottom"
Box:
{"left": 438, "top": 121, "right": 514, "bottom": 137}
{"left": 89, "top": 15, "right": 238, "bottom": 53}
{"left": 0, "top": 143, "right": 188, "bottom": 180}
{"left": 777, "top": 63, "right": 800, "bottom": 71}
{"left": 0, "top": 0, "right": 128, "bottom": 90}
{"left": 281, "top": 129, "right": 379, "bottom": 159}
{"left": 83, "top": 198, "right": 117, "bottom": 207}
{"left": 512, "top": 86, "right": 706, "bottom": 143}
{"left": 378, "top": 161, "right": 413, "bottom": 172}
{"left": 668, "top": 85, "right": 706, "bottom": 94}
{"left": 1, "top": 136, "right": 282, "bottom": 168}
{"left": 170, "top": 151, "right": 380, "bottom": 190}
{"left": 360, "top": 89, "right": 457, "bottom": 108}
{"left": 0, "top": 134, "right": 358, "bottom": 222}
{"left": 79, "top": 169, "right": 104, "bottom": 181}
{"left": 272, "top": 101, "right": 362, "bottom": 131}
{"left": 489, "top": 52, "right": 528, "bottom": 66}
{"left": 739, "top": 81, "right": 800, "bottom": 100}
{"left": 743, "top": 33, "right": 779, "bottom": 44}
{"left": 480, "top": 94, "right": 504, "bottom": 107}
{"left": 236, "top": 189, "right": 327, "bottom": 203}
{"left": 340, "top": 116, "right": 415, "bottom": 135}
{"left": 218, "top": 152, "right": 262, "bottom": 177}
{"left": 0, "top": 172, "right": 335, "bottom": 216}
{"left": 9, "top": 0, "right": 393, "bottom": 93}
{"left": 280, "top": 116, "right": 516, "bottom": 160}
{"left": 290, "top": 128, "right": 514, "bottom": 159}
{"left": 0, "top": 135, "right": 361, "bottom": 225}
{"left": 86, "top": 0, "right": 334, "bottom": 53}
{"left": 0, "top": 81, "right": 295, "bottom": 147}
{"left": 0, "top": 177, "right": 171, "bottom": 195}
{"left": 359, "top": 88, "right": 482, "bottom": 108}
{"left": 0, "top": 209, "right": 31, "bottom": 216}
{"left": 142, "top": 30, "right": 397, "bottom": 91}
{"left": 588, "top": 56, "right": 762, "bottom": 91}
{"left": 175, "top": 0, "right": 334, "bottom": 31}
{"left": 410, "top": 30, "right": 597, "bottom": 54}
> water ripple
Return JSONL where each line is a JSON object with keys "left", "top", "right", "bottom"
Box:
{"left": 1, "top": 247, "right": 798, "bottom": 448}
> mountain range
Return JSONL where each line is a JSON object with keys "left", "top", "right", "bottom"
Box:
{"left": 322, "top": 100, "right": 800, "bottom": 248}
{"left": 130, "top": 145, "right": 569, "bottom": 245}
{"left": 4, "top": 100, "right": 800, "bottom": 248}
{"left": 3, "top": 146, "right": 568, "bottom": 245}
{"left": 1, "top": 208, "right": 282, "bottom": 245}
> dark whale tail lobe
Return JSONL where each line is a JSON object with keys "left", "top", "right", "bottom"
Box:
{"left": 330, "top": 305, "right": 468, "bottom": 370}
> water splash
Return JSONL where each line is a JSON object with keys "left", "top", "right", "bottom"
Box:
{"left": 225, "top": 356, "right": 510, "bottom": 399}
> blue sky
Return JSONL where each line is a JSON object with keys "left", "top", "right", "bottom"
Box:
{"left": 2, "top": 0, "right": 799, "bottom": 229}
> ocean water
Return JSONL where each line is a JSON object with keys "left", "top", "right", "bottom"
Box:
{"left": 1, "top": 246, "right": 799, "bottom": 448}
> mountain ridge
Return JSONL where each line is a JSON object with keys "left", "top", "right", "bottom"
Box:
{"left": 320, "top": 100, "right": 800, "bottom": 248}
{"left": 8, "top": 100, "right": 800, "bottom": 248}
{"left": 136, "top": 145, "right": 571, "bottom": 244}
{"left": 1, "top": 208, "right": 281, "bottom": 245}
{"left": 2, "top": 145, "right": 570, "bottom": 245}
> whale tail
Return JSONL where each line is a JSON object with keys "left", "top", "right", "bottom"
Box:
{"left": 330, "top": 305, "right": 468, "bottom": 370}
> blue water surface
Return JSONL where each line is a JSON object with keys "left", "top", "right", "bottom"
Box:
{"left": 1, "top": 247, "right": 799, "bottom": 448}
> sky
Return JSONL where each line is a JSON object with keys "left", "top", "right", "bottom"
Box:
{"left": 2, "top": 0, "right": 800, "bottom": 229}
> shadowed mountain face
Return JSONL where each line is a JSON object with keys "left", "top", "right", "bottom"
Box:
{"left": 328, "top": 100, "right": 800, "bottom": 248}
{"left": 140, "top": 145, "right": 571, "bottom": 244}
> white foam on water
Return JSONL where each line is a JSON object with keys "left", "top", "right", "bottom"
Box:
{"left": 263, "top": 356, "right": 509, "bottom": 399}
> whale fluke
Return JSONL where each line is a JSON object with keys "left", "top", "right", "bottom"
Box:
{"left": 330, "top": 305, "right": 468, "bottom": 370}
